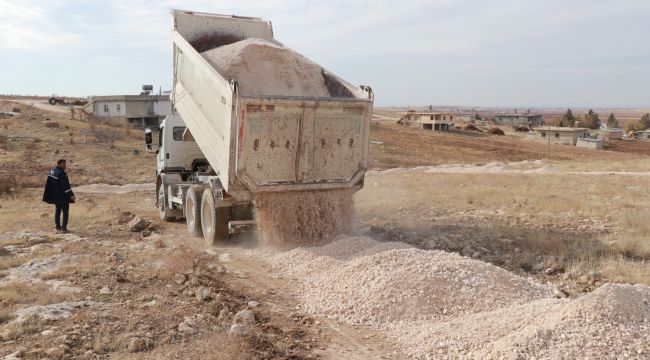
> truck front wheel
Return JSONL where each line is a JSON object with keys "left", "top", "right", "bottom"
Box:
{"left": 158, "top": 183, "right": 173, "bottom": 221}
{"left": 200, "top": 188, "right": 230, "bottom": 245}
{"left": 185, "top": 185, "right": 205, "bottom": 237}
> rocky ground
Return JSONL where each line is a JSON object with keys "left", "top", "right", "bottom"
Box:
{"left": 1, "top": 103, "right": 650, "bottom": 359}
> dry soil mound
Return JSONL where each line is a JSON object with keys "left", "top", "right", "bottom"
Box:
{"left": 202, "top": 38, "right": 330, "bottom": 97}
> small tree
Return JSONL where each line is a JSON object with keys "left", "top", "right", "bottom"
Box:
{"left": 584, "top": 109, "right": 601, "bottom": 129}
{"left": 607, "top": 113, "right": 620, "bottom": 128}
{"left": 562, "top": 109, "right": 576, "bottom": 127}
{"left": 641, "top": 113, "right": 650, "bottom": 130}
{"left": 558, "top": 120, "right": 565, "bottom": 127}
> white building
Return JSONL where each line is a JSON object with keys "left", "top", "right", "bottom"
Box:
{"left": 533, "top": 127, "right": 590, "bottom": 146}
{"left": 89, "top": 95, "right": 171, "bottom": 128}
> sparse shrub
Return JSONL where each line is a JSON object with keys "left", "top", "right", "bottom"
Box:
{"left": 488, "top": 127, "right": 505, "bottom": 135}
{"left": 44, "top": 121, "right": 60, "bottom": 128}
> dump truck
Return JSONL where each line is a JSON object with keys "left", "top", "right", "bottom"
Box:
{"left": 148, "top": 10, "right": 373, "bottom": 244}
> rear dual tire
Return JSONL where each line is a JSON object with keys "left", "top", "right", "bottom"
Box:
{"left": 200, "top": 188, "right": 230, "bottom": 245}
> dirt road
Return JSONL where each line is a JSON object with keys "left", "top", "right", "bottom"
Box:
{"left": 0, "top": 99, "right": 71, "bottom": 115}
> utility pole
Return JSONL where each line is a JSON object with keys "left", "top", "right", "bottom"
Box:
{"left": 548, "top": 121, "right": 551, "bottom": 164}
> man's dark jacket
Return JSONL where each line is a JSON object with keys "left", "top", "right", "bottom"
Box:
{"left": 43, "top": 166, "right": 74, "bottom": 204}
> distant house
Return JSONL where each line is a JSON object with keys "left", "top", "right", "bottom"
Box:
{"left": 639, "top": 130, "right": 650, "bottom": 140}
{"left": 598, "top": 129, "right": 624, "bottom": 141}
{"left": 533, "top": 127, "right": 590, "bottom": 146}
{"left": 398, "top": 111, "right": 476, "bottom": 131}
{"left": 493, "top": 113, "right": 544, "bottom": 128}
{"left": 89, "top": 94, "right": 171, "bottom": 128}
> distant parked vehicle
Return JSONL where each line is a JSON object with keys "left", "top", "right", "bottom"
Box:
{"left": 48, "top": 95, "right": 65, "bottom": 105}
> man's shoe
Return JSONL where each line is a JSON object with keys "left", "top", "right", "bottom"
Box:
{"left": 55, "top": 227, "right": 62, "bottom": 234}
{"left": 60, "top": 228, "right": 69, "bottom": 234}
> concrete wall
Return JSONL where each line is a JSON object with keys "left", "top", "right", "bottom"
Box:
{"left": 576, "top": 138, "right": 603, "bottom": 149}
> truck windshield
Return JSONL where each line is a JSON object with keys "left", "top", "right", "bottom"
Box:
{"left": 158, "top": 127, "right": 163, "bottom": 147}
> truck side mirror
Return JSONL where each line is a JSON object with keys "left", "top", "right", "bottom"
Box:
{"left": 145, "top": 128, "right": 153, "bottom": 153}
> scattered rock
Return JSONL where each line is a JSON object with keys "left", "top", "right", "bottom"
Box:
{"left": 115, "top": 212, "right": 135, "bottom": 225}
{"left": 127, "top": 337, "right": 148, "bottom": 353}
{"left": 178, "top": 317, "right": 197, "bottom": 335}
{"left": 44, "top": 346, "right": 65, "bottom": 357}
{"left": 153, "top": 238, "right": 166, "bottom": 248}
{"left": 128, "top": 217, "right": 147, "bottom": 232}
{"left": 174, "top": 273, "right": 187, "bottom": 285}
{"left": 532, "top": 262, "right": 545, "bottom": 272}
{"left": 195, "top": 287, "right": 211, "bottom": 301}
{"left": 247, "top": 300, "right": 260, "bottom": 308}
{"left": 218, "top": 309, "right": 232, "bottom": 322}
{"left": 141, "top": 229, "right": 152, "bottom": 237}
{"left": 229, "top": 323, "right": 250, "bottom": 336}
{"left": 13, "top": 301, "right": 95, "bottom": 323}
{"left": 233, "top": 309, "right": 255, "bottom": 325}
{"left": 108, "top": 251, "right": 124, "bottom": 263}
{"left": 99, "top": 286, "right": 112, "bottom": 295}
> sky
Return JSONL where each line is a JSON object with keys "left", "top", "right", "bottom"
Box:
{"left": 0, "top": 0, "right": 648, "bottom": 108}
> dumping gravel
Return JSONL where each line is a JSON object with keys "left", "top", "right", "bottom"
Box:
{"left": 257, "top": 236, "right": 650, "bottom": 358}
{"left": 253, "top": 189, "right": 354, "bottom": 247}
{"left": 202, "top": 38, "right": 331, "bottom": 97}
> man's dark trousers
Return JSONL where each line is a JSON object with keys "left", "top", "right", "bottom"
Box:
{"left": 55, "top": 203, "right": 69, "bottom": 230}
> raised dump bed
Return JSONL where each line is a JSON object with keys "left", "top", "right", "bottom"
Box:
{"left": 153, "top": 10, "right": 374, "bottom": 244}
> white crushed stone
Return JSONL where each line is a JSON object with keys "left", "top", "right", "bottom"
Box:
{"left": 256, "top": 236, "right": 650, "bottom": 358}
{"left": 13, "top": 301, "right": 95, "bottom": 323}
{"left": 201, "top": 38, "right": 330, "bottom": 97}
{"left": 0, "top": 255, "right": 69, "bottom": 284}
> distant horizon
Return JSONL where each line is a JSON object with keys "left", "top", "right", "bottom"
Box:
{"left": 2, "top": 93, "right": 649, "bottom": 113}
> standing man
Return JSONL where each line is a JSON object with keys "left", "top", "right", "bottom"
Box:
{"left": 43, "top": 159, "right": 75, "bottom": 233}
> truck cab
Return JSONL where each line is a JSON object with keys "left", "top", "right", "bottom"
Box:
{"left": 155, "top": 114, "right": 204, "bottom": 177}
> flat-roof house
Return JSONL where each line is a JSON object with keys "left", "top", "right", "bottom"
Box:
{"left": 639, "top": 130, "right": 650, "bottom": 140}
{"left": 89, "top": 95, "right": 171, "bottom": 128}
{"left": 494, "top": 113, "right": 544, "bottom": 128}
{"left": 533, "top": 127, "right": 590, "bottom": 146}
{"left": 398, "top": 111, "right": 474, "bottom": 131}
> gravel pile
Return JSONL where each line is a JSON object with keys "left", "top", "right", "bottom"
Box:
{"left": 264, "top": 237, "right": 551, "bottom": 325}
{"left": 259, "top": 236, "right": 650, "bottom": 358}
{"left": 202, "top": 38, "right": 330, "bottom": 97}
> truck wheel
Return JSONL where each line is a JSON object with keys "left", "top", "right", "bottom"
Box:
{"left": 185, "top": 185, "right": 205, "bottom": 237}
{"left": 200, "top": 188, "right": 230, "bottom": 245}
{"left": 48, "top": 98, "right": 57, "bottom": 105}
{"left": 158, "top": 184, "right": 173, "bottom": 221}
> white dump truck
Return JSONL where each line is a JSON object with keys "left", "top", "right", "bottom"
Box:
{"left": 148, "top": 10, "right": 373, "bottom": 244}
